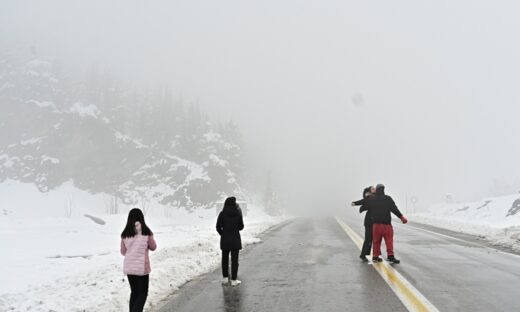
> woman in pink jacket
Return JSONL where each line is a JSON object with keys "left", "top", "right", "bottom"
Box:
{"left": 120, "top": 208, "right": 157, "bottom": 312}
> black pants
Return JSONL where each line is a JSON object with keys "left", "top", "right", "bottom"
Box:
{"left": 360, "top": 224, "right": 373, "bottom": 257}
{"left": 222, "top": 250, "right": 239, "bottom": 280}
{"left": 127, "top": 274, "right": 149, "bottom": 312}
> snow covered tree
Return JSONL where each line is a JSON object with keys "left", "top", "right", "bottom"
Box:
{"left": 0, "top": 52, "right": 248, "bottom": 211}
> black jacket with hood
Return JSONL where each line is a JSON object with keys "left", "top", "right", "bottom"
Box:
{"left": 365, "top": 186, "right": 403, "bottom": 225}
{"left": 216, "top": 199, "right": 244, "bottom": 250}
{"left": 353, "top": 187, "right": 374, "bottom": 226}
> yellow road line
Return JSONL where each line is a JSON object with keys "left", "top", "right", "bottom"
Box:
{"left": 335, "top": 217, "right": 440, "bottom": 312}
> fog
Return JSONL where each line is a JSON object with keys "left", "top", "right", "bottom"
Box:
{"left": 2, "top": 0, "right": 520, "bottom": 212}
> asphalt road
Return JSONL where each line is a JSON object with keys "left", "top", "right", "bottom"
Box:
{"left": 156, "top": 217, "right": 407, "bottom": 312}
{"left": 342, "top": 214, "right": 520, "bottom": 312}
{"left": 156, "top": 214, "right": 520, "bottom": 312}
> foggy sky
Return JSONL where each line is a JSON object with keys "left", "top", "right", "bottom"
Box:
{"left": 2, "top": 0, "right": 520, "bottom": 211}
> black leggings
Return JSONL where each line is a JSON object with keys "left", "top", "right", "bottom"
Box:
{"left": 360, "top": 225, "right": 373, "bottom": 257}
{"left": 127, "top": 274, "right": 149, "bottom": 312}
{"left": 222, "top": 250, "right": 240, "bottom": 280}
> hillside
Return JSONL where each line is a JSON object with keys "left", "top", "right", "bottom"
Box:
{"left": 0, "top": 54, "right": 244, "bottom": 211}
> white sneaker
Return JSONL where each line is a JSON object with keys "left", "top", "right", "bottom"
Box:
{"left": 230, "top": 280, "right": 241, "bottom": 286}
{"left": 222, "top": 278, "right": 229, "bottom": 285}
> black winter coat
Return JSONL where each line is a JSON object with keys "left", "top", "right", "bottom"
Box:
{"left": 353, "top": 187, "right": 373, "bottom": 226}
{"left": 216, "top": 206, "right": 244, "bottom": 250}
{"left": 365, "top": 190, "right": 403, "bottom": 225}
{"left": 353, "top": 198, "right": 373, "bottom": 226}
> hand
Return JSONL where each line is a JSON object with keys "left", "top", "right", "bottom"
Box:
{"left": 401, "top": 216, "right": 408, "bottom": 224}
{"left": 351, "top": 202, "right": 355, "bottom": 206}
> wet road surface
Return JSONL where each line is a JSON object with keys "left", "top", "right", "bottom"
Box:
{"left": 157, "top": 215, "right": 520, "bottom": 312}
{"left": 156, "top": 218, "right": 406, "bottom": 312}
{"left": 342, "top": 213, "right": 520, "bottom": 312}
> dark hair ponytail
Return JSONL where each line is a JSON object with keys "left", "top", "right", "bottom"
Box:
{"left": 121, "top": 208, "right": 153, "bottom": 238}
{"left": 363, "top": 186, "right": 372, "bottom": 199}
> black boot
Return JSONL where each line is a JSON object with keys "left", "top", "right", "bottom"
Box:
{"left": 372, "top": 257, "right": 382, "bottom": 263}
{"left": 387, "top": 255, "right": 400, "bottom": 264}
{"left": 359, "top": 255, "right": 368, "bottom": 262}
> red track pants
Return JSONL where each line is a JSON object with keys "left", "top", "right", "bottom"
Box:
{"left": 372, "top": 224, "right": 394, "bottom": 257}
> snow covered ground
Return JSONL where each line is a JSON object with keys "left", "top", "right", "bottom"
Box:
{"left": 410, "top": 193, "right": 520, "bottom": 252}
{"left": 0, "top": 180, "right": 287, "bottom": 311}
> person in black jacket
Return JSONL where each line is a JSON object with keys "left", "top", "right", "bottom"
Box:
{"left": 364, "top": 184, "right": 408, "bottom": 263}
{"left": 351, "top": 186, "right": 375, "bottom": 262}
{"left": 216, "top": 196, "right": 244, "bottom": 286}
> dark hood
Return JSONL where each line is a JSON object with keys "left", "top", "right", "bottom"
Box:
{"left": 223, "top": 204, "right": 242, "bottom": 217}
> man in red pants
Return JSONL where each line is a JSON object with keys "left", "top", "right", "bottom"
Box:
{"left": 365, "top": 184, "right": 408, "bottom": 263}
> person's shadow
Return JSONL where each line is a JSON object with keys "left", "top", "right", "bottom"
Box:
{"left": 222, "top": 285, "right": 243, "bottom": 312}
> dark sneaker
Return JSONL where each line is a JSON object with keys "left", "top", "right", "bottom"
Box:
{"left": 387, "top": 255, "right": 400, "bottom": 264}
{"left": 372, "top": 257, "right": 383, "bottom": 263}
{"left": 359, "top": 255, "right": 368, "bottom": 262}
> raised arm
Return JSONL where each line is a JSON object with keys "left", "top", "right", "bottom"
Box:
{"left": 352, "top": 198, "right": 365, "bottom": 206}
{"left": 352, "top": 198, "right": 365, "bottom": 207}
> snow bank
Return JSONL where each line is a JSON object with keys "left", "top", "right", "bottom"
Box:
{"left": 410, "top": 193, "right": 520, "bottom": 252}
{"left": 0, "top": 181, "right": 287, "bottom": 311}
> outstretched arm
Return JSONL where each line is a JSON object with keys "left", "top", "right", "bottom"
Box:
{"left": 352, "top": 198, "right": 365, "bottom": 206}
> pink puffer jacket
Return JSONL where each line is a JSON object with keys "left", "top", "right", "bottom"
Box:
{"left": 120, "top": 234, "right": 157, "bottom": 276}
